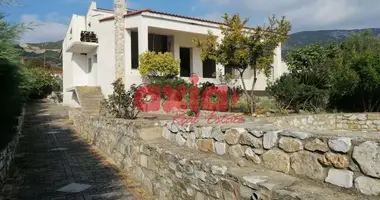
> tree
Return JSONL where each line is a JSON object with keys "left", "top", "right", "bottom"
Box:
{"left": 330, "top": 31, "right": 380, "bottom": 112}
{"left": 194, "top": 14, "right": 291, "bottom": 113}
{"left": 0, "top": 13, "right": 24, "bottom": 63}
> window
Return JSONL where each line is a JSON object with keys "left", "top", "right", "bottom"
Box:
{"left": 180, "top": 48, "right": 191, "bottom": 77}
{"left": 148, "top": 34, "right": 168, "bottom": 53}
{"left": 202, "top": 58, "right": 216, "bottom": 78}
{"left": 88, "top": 57, "right": 92, "bottom": 73}
{"left": 131, "top": 31, "right": 139, "bottom": 69}
{"left": 225, "top": 65, "right": 234, "bottom": 75}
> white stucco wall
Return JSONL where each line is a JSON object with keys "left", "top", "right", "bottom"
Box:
{"left": 96, "top": 20, "right": 116, "bottom": 96}
{"left": 63, "top": 14, "right": 86, "bottom": 107}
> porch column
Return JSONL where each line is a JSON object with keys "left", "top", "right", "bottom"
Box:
{"left": 138, "top": 23, "right": 148, "bottom": 55}
{"left": 173, "top": 35, "right": 180, "bottom": 60}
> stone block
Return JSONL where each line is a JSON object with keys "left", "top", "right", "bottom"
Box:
{"left": 353, "top": 141, "right": 380, "bottom": 178}
{"left": 355, "top": 176, "right": 380, "bottom": 196}
{"left": 244, "top": 148, "right": 261, "bottom": 164}
{"left": 246, "top": 129, "right": 264, "bottom": 138}
{"left": 305, "top": 138, "right": 329, "bottom": 152}
{"left": 215, "top": 142, "right": 227, "bottom": 155}
{"left": 263, "top": 131, "right": 279, "bottom": 149}
{"left": 239, "top": 132, "right": 262, "bottom": 148}
{"left": 211, "top": 165, "right": 227, "bottom": 175}
{"left": 195, "top": 170, "right": 207, "bottom": 182}
{"left": 175, "top": 133, "right": 186, "bottom": 146}
{"left": 318, "top": 152, "right": 349, "bottom": 169}
{"left": 196, "top": 139, "right": 215, "bottom": 153}
{"left": 328, "top": 137, "right": 352, "bottom": 153}
{"left": 228, "top": 145, "right": 244, "bottom": 158}
{"left": 225, "top": 129, "right": 242, "bottom": 145}
{"left": 325, "top": 169, "right": 353, "bottom": 188}
{"left": 185, "top": 132, "right": 197, "bottom": 149}
{"left": 201, "top": 126, "right": 213, "bottom": 138}
{"left": 262, "top": 149, "right": 290, "bottom": 173}
{"left": 279, "top": 137, "right": 303, "bottom": 153}
{"left": 291, "top": 151, "right": 324, "bottom": 180}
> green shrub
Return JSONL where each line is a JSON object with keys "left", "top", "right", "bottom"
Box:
{"left": 147, "top": 77, "right": 191, "bottom": 100}
{"left": 267, "top": 73, "right": 329, "bottom": 112}
{"left": 328, "top": 31, "right": 380, "bottom": 112}
{"left": 101, "top": 79, "right": 139, "bottom": 119}
{"left": 0, "top": 59, "right": 21, "bottom": 149}
{"left": 139, "top": 51, "right": 180, "bottom": 78}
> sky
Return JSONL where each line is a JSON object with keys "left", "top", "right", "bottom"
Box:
{"left": 2, "top": 0, "right": 380, "bottom": 43}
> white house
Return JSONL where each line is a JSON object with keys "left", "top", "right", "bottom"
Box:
{"left": 62, "top": 1, "right": 288, "bottom": 108}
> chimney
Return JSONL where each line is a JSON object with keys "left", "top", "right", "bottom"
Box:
{"left": 114, "top": 0, "right": 126, "bottom": 81}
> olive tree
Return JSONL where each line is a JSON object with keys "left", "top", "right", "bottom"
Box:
{"left": 194, "top": 14, "right": 291, "bottom": 113}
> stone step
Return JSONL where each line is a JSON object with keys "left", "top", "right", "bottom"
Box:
{"left": 74, "top": 86, "right": 104, "bottom": 114}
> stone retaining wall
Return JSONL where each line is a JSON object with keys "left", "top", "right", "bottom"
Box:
{"left": 255, "top": 113, "right": 380, "bottom": 131}
{"left": 69, "top": 108, "right": 380, "bottom": 198}
{"left": 163, "top": 121, "right": 380, "bottom": 196}
{"left": 0, "top": 107, "right": 25, "bottom": 189}
{"left": 69, "top": 110, "right": 254, "bottom": 199}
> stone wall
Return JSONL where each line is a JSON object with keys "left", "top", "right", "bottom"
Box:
{"left": 0, "top": 107, "right": 25, "bottom": 189}
{"left": 163, "top": 121, "right": 380, "bottom": 196}
{"left": 253, "top": 113, "right": 380, "bottom": 131}
{"left": 69, "top": 109, "right": 380, "bottom": 198}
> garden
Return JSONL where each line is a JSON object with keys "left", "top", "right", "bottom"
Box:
{"left": 267, "top": 30, "right": 380, "bottom": 114}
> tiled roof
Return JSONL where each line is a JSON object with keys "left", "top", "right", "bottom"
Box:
{"left": 98, "top": 8, "right": 224, "bottom": 26}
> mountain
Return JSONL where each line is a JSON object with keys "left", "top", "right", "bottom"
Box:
{"left": 284, "top": 28, "right": 380, "bottom": 51}
{"left": 18, "top": 40, "right": 63, "bottom": 68}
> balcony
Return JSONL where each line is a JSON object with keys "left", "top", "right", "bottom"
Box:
{"left": 66, "top": 31, "right": 99, "bottom": 54}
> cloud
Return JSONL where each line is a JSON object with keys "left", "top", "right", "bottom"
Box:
{"left": 20, "top": 13, "right": 68, "bottom": 43}
{"left": 199, "top": 0, "right": 380, "bottom": 32}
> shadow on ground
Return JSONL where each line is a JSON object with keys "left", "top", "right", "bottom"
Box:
{"left": 0, "top": 100, "right": 136, "bottom": 200}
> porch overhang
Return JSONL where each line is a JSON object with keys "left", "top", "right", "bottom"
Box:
{"left": 66, "top": 41, "right": 98, "bottom": 53}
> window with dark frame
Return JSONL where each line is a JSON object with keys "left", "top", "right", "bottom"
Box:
{"left": 131, "top": 31, "right": 139, "bottom": 69}
{"left": 148, "top": 34, "right": 168, "bottom": 53}
{"left": 225, "top": 65, "right": 234, "bottom": 75}
{"left": 202, "top": 58, "right": 216, "bottom": 78}
{"left": 131, "top": 32, "right": 169, "bottom": 69}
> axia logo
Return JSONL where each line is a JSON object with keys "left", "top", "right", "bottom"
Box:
{"left": 133, "top": 74, "right": 240, "bottom": 113}
{"left": 133, "top": 75, "right": 245, "bottom": 126}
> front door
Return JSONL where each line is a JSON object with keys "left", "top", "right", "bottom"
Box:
{"left": 180, "top": 47, "right": 191, "bottom": 77}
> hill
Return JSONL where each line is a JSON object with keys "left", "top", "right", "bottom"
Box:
{"left": 284, "top": 28, "right": 380, "bottom": 51}
{"left": 27, "top": 40, "right": 63, "bottom": 50}
{"left": 18, "top": 40, "right": 63, "bottom": 68}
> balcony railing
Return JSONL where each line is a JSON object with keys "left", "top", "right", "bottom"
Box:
{"left": 80, "top": 31, "right": 98, "bottom": 43}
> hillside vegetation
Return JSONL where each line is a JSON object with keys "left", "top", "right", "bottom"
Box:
{"left": 284, "top": 28, "right": 380, "bottom": 52}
